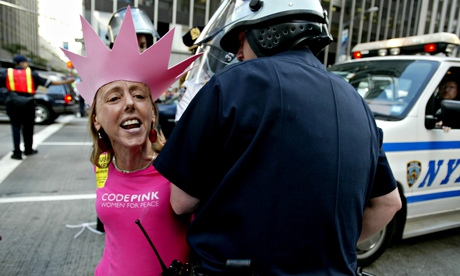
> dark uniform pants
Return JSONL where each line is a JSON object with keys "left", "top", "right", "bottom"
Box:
{"left": 6, "top": 100, "right": 35, "bottom": 154}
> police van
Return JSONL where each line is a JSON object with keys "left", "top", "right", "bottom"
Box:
{"left": 328, "top": 32, "right": 460, "bottom": 266}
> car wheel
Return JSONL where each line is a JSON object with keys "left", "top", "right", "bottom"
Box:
{"left": 356, "top": 215, "right": 397, "bottom": 267}
{"left": 35, "top": 103, "right": 54, "bottom": 124}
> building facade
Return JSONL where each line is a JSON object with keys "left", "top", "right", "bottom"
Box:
{"left": 0, "top": 0, "right": 39, "bottom": 65}
{"left": 325, "top": 0, "right": 460, "bottom": 65}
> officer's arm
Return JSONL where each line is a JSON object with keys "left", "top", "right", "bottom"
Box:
{"left": 358, "top": 187, "right": 401, "bottom": 243}
{"left": 50, "top": 78, "right": 75, "bottom": 86}
{"left": 170, "top": 183, "right": 200, "bottom": 215}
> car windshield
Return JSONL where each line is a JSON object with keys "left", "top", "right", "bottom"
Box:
{"left": 328, "top": 59, "right": 439, "bottom": 120}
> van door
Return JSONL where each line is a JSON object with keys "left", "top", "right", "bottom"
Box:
{"left": 404, "top": 64, "right": 460, "bottom": 238}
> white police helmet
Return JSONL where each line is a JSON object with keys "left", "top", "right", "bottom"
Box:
{"left": 213, "top": 0, "right": 332, "bottom": 57}
{"left": 106, "top": 6, "right": 160, "bottom": 48}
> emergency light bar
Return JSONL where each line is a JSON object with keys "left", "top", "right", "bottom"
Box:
{"left": 351, "top": 32, "right": 460, "bottom": 59}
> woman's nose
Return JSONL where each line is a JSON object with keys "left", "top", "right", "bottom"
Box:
{"left": 124, "top": 95, "right": 135, "bottom": 111}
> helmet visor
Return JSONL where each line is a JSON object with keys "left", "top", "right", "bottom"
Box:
{"left": 187, "top": 33, "right": 237, "bottom": 86}
{"left": 195, "top": 0, "right": 253, "bottom": 45}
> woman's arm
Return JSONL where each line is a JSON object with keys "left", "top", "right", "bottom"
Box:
{"left": 170, "top": 183, "right": 200, "bottom": 215}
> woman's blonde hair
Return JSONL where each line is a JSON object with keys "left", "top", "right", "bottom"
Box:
{"left": 88, "top": 85, "right": 165, "bottom": 167}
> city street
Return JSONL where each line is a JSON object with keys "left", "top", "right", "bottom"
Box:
{"left": 0, "top": 115, "right": 459, "bottom": 275}
{"left": 0, "top": 114, "right": 103, "bottom": 275}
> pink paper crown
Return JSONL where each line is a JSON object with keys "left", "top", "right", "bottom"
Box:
{"left": 62, "top": 6, "right": 201, "bottom": 106}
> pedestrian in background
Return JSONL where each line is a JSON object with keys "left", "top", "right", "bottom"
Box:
{"left": 106, "top": 6, "right": 160, "bottom": 52}
{"left": 154, "top": 0, "right": 401, "bottom": 275}
{"left": 62, "top": 6, "right": 200, "bottom": 275}
{"left": 0, "top": 55, "right": 75, "bottom": 160}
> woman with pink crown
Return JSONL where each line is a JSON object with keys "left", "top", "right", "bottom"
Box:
{"left": 62, "top": 6, "right": 200, "bottom": 275}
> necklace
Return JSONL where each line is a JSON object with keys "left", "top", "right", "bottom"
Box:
{"left": 112, "top": 152, "right": 156, "bottom": 173}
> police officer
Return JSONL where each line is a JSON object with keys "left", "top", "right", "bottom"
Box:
{"left": 0, "top": 55, "right": 75, "bottom": 160}
{"left": 106, "top": 6, "right": 159, "bottom": 52}
{"left": 154, "top": 0, "right": 401, "bottom": 275}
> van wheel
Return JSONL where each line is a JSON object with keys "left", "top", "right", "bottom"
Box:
{"left": 357, "top": 216, "right": 397, "bottom": 267}
{"left": 35, "top": 103, "right": 54, "bottom": 125}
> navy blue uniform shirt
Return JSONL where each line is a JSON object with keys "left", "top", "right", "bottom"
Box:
{"left": 154, "top": 48, "right": 397, "bottom": 275}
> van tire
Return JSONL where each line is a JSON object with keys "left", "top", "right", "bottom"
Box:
{"left": 356, "top": 215, "right": 397, "bottom": 267}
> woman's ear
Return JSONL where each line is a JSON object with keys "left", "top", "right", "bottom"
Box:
{"left": 152, "top": 105, "right": 157, "bottom": 125}
{"left": 93, "top": 115, "right": 101, "bottom": 132}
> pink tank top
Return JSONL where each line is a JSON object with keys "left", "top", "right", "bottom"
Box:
{"left": 94, "top": 163, "right": 190, "bottom": 275}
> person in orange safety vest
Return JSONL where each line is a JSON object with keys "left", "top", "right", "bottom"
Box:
{"left": 0, "top": 55, "right": 75, "bottom": 160}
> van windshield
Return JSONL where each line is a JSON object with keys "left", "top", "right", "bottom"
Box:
{"left": 328, "top": 59, "right": 439, "bottom": 120}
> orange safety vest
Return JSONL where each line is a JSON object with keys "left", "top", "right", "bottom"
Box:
{"left": 6, "top": 67, "right": 35, "bottom": 94}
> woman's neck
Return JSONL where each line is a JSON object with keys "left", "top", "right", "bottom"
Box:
{"left": 112, "top": 147, "right": 156, "bottom": 173}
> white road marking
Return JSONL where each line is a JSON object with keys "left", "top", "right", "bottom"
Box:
{"left": 0, "top": 194, "right": 96, "bottom": 204}
{"left": 40, "top": 142, "right": 92, "bottom": 146}
{"left": 0, "top": 115, "right": 77, "bottom": 184}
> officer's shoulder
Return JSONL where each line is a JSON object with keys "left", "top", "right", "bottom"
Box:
{"left": 215, "top": 58, "right": 262, "bottom": 77}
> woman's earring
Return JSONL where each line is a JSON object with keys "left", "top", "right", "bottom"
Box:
{"left": 98, "top": 130, "right": 110, "bottom": 152}
{"left": 149, "top": 128, "right": 157, "bottom": 143}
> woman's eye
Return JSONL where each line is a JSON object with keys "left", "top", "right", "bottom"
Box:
{"left": 108, "top": 95, "right": 120, "bottom": 102}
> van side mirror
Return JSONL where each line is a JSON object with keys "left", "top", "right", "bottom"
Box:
{"left": 425, "top": 115, "right": 437, "bottom": 129}
{"left": 441, "top": 100, "right": 460, "bottom": 129}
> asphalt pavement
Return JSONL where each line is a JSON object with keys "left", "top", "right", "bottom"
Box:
{"left": 0, "top": 115, "right": 104, "bottom": 275}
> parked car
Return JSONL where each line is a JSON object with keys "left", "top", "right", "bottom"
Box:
{"left": 157, "top": 96, "right": 179, "bottom": 139}
{"left": 34, "top": 71, "right": 79, "bottom": 124}
{"left": 0, "top": 69, "right": 79, "bottom": 124}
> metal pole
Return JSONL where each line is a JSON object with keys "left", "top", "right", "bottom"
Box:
{"left": 335, "top": 0, "right": 346, "bottom": 64}
{"left": 391, "top": 0, "right": 400, "bottom": 38}
{"left": 154, "top": 0, "right": 159, "bottom": 34}
{"left": 438, "top": 0, "right": 448, "bottom": 33}
{"left": 428, "top": 0, "right": 438, "bottom": 34}
{"left": 189, "top": 0, "right": 194, "bottom": 29}
{"left": 357, "top": 1, "right": 366, "bottom": 45}
{"left": 383, "top": 0, "right": 391, "bottom": 39}
{"left": 323, "top": 0, "right": 334, "bottom": 66}
{"left": 399, "top": 0, "right": 408, "bottom": 37}
{"left": 172, "top": 0, "right": 177, "bottom": 26}
{"left": 447, "top": 0, "right": 457, "bottom": 33}
{"left": 366, "top": 0, "right": 376, "bottom": 42}
{"left": 91, "top": 0, "right": 96, "bottom": 29}
{"left": 345, "top": 6, "right": 379, "bottom": 60}
{"left": 346, "top": 0, "right": 356, "bottom": 60}
{"left": 376, "top": 0, "right": 384, "bottom": 39}
{"left": 405, "top": 0, "right": 414, "bottom": 36}
{"left": 417, "top": 0, "right": 429, "bottom": 35}
{"left": 205, "top": 0, "right": 211, "bottom": 24}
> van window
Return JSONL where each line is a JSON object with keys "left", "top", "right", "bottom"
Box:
{"left": 329, "top": 59, "right": 439, "bottom": 120}
{"left": 425, "top": 67, "right": 460, "bottom": 129}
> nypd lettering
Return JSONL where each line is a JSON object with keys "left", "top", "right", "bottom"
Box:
{"left": 411, "top": 159, "right": 460, "bottom": 188}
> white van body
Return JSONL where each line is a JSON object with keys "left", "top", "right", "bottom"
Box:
{"left": 380, "top": 57, "right": 460, "bottom": 236}
{"left": 328, "top": 52, "right": 460, "bottom": 266}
